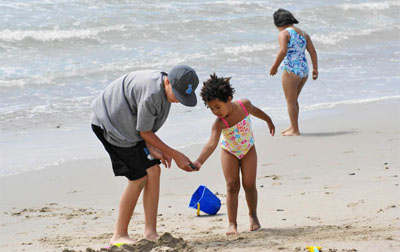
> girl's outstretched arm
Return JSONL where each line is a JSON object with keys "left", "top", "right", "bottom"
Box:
{"left": 194, "top": 119, "right": 223, "bottom": 169}
{"left": 242, "top": 99, "right": 275, "bottom": 136}
{"left": 270, "top": 30, "right": 289, "bottom": 76}
{"left": 306, "top": 33, "right": 318, "bottom": 80}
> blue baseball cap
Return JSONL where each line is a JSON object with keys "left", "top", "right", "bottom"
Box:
{"left": 168, "top": 65, "right": 199, "bottom": 107}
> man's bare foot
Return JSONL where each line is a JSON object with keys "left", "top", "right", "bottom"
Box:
{"left": 282, "top": 129, "right": 300, "bottom": 136}
{"left": 281, "top": 127, "right": 292, "bottom": 134}
{"left": 109, "top": 235, "right": 135, "bottom": 246}
{"left": 226, "top": 223, "right": 238, "bottom": 235}
{"left": 144, "top": 231, "right": 159, "bottom": 240}
{"left": 249, "top": 215, "right": 261, "bottom": 231}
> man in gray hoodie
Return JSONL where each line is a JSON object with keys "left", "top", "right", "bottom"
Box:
{"left": 91, "top": 65, "right": 199, "bottom": 245}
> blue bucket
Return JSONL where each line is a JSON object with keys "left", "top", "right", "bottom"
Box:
{"left": 188, "top": 185, "right": 221, "bottom": 215}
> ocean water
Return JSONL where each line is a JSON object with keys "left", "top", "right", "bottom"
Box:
{"left": 1, "top": 0, "right": 399, "bottom": 176}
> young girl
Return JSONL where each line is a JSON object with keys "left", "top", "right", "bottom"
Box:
{"left": 193, "top": 73, "right": 275, "bottom": 235}
{"left": 269, "top": 8, "right": 318, "bottom": 136}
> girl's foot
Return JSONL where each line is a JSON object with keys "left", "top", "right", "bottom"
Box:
{"left": 226, "top": 223, "right": 238, "bottom": 235}
{"left": 144, "top": 231, "right": 159, "bottom": 240}
{"left": 281, "top": 127, "right": 292, "bottom": 134}
{"left": 110, "top": 235, "right": 135, "bottom": 246}
{"left": 249, "top": 215, "right": 261, "bottom": 231}
{"left": 282, "top": 129, "right": 300, "bottom": 136}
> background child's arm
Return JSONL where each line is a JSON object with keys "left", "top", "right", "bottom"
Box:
{"left": 242, "top": 99, "right": 275, "bottom": 136}
{"left": 306, "top": 33, "right": 318, "bottom": 80}
{"left": 270, "top": 30, "right": 289, "bottom": 76}
{"left": 194, "top": 119, "right": 223, "bottom": 169}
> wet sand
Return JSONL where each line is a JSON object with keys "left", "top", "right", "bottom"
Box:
{"left": 1, "top": 99, "right": 399, "bottom": 252}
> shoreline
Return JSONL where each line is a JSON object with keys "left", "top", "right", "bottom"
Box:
{"left": 1, "top": 98, "right": 399, "bottom": 251}
{"left": 1, "top": 95, "right": 399, "bottom": 178}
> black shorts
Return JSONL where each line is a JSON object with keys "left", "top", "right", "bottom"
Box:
{"left": 92, "top": 124, "right": 161, "bottom": 180}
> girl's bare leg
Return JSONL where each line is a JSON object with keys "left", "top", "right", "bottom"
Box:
{"left": 221, "top": 149, "right": 240, "bottom": 235}
{"left": 110, "top": 176, "right": 147, "bottom": 245}
{"left": 240, "top": 146, "right": 260, "bottom": 231}
{"left": 281, "top": 71, "right": 307, "bottom": 136}
{"left": 295, "top": 76, "right": 308, "bottom": 124}
{"left": 143, "top": 165, "right": 161, "bottom": 240}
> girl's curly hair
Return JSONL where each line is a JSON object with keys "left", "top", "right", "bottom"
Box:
{"left": 200, "top": 73, "right": 235, "bottom": 105}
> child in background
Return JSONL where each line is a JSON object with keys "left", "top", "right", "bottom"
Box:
{"left": 193, "top": 73, "right": 275, "bottom": 235}
{"left": 269, "top": 8, "right": 318, "bottom": 136}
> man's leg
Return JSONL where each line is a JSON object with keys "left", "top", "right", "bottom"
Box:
{"left": 110, "top": 176, "right": 147, "bottom": 245}
{"left": 142, "top": 164, "right": 161, "bottom": 240}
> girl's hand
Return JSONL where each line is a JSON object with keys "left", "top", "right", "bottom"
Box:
{"left": 312, "top": 69, "right": 318, "bottom": 80}
{"left": 270, "top": 66, "right": 278, "bottom": 76}
{"left": 268, "top": 122, "right": 275, "bottom": 136}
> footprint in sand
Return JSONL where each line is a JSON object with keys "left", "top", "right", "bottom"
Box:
{"left": 260, "top": 175, "right": 281, "bottom": 180}
{"left": 347, "top": 199, "right": 364, "bottom": 208}
{"left": 261, "top": 163, "right": 274, "bottom": 166}
{"left": 385, "top": 205, "right": 397, "bottom": 210}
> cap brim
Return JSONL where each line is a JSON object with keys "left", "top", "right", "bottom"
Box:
{"left": 171, "top": 87, "right": 197, "bottom": 107}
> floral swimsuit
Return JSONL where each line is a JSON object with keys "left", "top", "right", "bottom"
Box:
{"left": 281, "top": 27, "right": 309, "bottom": 78}
{"left": 219, "top": 100, "right": 254, "bottom": 160}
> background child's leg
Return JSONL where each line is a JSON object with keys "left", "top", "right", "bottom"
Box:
{"left": 240, "top": 146, "right": 261, "bottom": 231}
{"left": 111, "top": 176, "right": 147, "bottom": 245}
{"left": 293, "top": 76, "right": 308, "bottom": 132}
{"left": 281, "top": 71, "right": 303, "bottom": 136}
{"left": 221, "top": 149, "right": 240, "bottom": 235}
{"left": 143, "top": 165, "right": 161, "bottom": 240}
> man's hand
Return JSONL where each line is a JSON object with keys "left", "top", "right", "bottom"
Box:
{"left": 139, "top": 131, "right": 196, "bottom": 172}
{"left": 148, "top": 147, "right": 172, "bottom": 168}
{"left": 192, "top": 160, "right": 202, "bottom": 171}
{"left": 173, "top": 151, "right": 196, "bottom": 172}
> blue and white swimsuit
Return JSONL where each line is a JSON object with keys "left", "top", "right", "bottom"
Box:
{"left": 281, "top": 27, "right": 309, "bottom": 78}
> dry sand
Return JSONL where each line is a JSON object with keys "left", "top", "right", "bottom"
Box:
{"left": 1, "top": 99, "right": 399, "bottom": 252}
